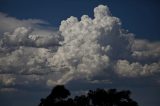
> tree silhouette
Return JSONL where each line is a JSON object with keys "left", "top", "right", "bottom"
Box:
{"left": 39, "top": 85, "right": 70, "bottom": 106}
{"left": 39, "top": 85, "right": 138, "bottom": 106}
{"left": 74, "top": 95, "right": 89, "bottom": 106}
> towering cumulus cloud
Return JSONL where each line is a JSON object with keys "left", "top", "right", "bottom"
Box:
{"left": 48, "top": 5, "right": 132, "bottom": 84}
{"left": 48, "top": 5, "right": 160, "bottom": 84}
{"left": 49, "top": 5, "right": 113, "bottom": 84}
{"left": 0, "top": 5, "right": 160, "bottom": 89}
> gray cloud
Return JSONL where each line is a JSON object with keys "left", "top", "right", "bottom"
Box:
{"left": 1, "top": 27, "right": 61, "bottom": 47}
{"left": 0, "top": 13, "right": 62, "bottom": 88}
{"left": 115, "top": 60, "right": 160, "bottom": 77}
{"left": 132, "top": 39, "right": 160, "bottom": 63}
{"left": 0, "top": 12, "right": 48, "bottom": 34}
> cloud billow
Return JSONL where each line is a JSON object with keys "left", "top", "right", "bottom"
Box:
{"left": 0, "top": 5, "right": 160, "bottom": 89}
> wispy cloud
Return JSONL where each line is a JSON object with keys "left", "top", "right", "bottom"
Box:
{"left": 0, "top": 12, "right": 48, "bottom": 34}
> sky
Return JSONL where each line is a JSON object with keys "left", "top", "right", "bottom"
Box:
{"left": 0, "top": 0, "right": 160, "bottom": 106}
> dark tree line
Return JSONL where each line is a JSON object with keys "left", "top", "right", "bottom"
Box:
{"left": 39, "top": 85, "right": 138, "bottom": 106}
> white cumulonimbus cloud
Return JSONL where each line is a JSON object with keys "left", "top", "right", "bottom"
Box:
{"left": 0, "top": 5, "right": 160, "bottom": 89}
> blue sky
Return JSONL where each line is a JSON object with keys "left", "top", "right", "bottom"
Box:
{"left": 0, "top": 0, "right": 160, "bottom": 106}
